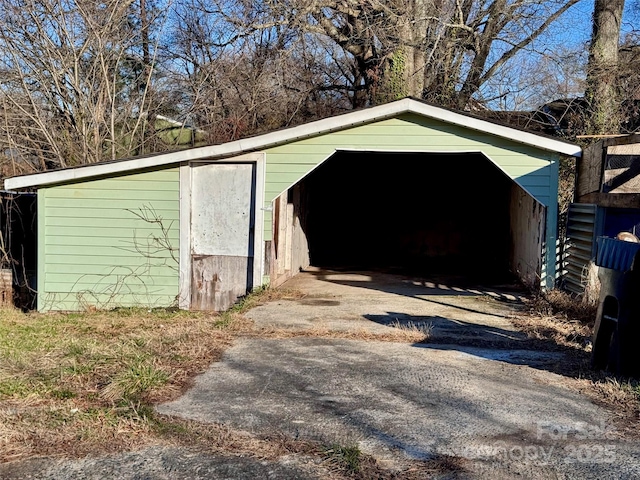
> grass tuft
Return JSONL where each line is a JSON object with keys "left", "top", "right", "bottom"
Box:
{"left": 324, "top": 442, "right": 362, "bottom": 473}
{"left": 388, "top": 319, "right": 432, "bottom": 338}
{"left": 526, "top": 289, "right": 597, "bottom": 325}
{"left": 101, "top": 360, "right": 170, "bottom": 402}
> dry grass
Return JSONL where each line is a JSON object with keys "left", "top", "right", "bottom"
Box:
{"left": 511, "top": 314, "right": 593, "bottom": 353}
{"left": 589, "top": 377, "right": 640, "bottom": 411}
{"left": 514, "top": 289, "right": 640, "bottom": 427}
{"left": 0, "top": 287, "right": 308, "bottom": 463}
{"left": 252, "top": 323, "right": 430, "bottom": 343}
{"left": 0, "top": 306, "right": 233, "bottom": 461}
{"left": 525, "top": 289, "right": 598, "bottom": 326}
{"left": 568, "top": 375, "right": 640, "bottom": 438}
{"left": 0, "top": 284, "right": 434, "bottom": 474}
{"left": 514, "top": 289, "right": 597, "bottom": 353}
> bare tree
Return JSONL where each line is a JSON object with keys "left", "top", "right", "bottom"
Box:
{"left": 189, "top": 0, "right": 581, "bottom": 109}
{"left": 167, "top": 0, "right": 349, "bottom": 143}
{"left": 0, "top": 0, "right": 169, "bottom": 171}
{"left": 585, "top": 0, "right": 626, "bottom": 134}
{"left": 617, "top": 39, "right": 640, "bottom": 133}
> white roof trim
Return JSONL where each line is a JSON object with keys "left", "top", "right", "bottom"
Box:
{"left": 4, "top": 98, "right": 582, "bottom": 190}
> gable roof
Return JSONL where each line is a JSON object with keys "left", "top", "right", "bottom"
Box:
{"left": 4, "top": 97, "right": 582, "bottom": 190}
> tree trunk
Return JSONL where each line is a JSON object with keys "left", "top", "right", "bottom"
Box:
{"left": 377, "top": 0, "right": 426, "bottom": 102}
{"left": 586, "top": 0, "right": 625, "bottom": 134}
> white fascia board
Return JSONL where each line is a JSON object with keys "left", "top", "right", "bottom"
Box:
{"left": 408, "top": 101, "right": 583, "bottom": 157}
{"left": 3, "top": 98, "right": 581, "bottom": 190}
{"left": 4, "top": 101, "right": 409, "bottom": 190}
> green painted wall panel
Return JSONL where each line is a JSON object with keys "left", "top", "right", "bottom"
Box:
{"left": 46, "top": 189, "right": 179, "bottom": 201}
{"left": 515, "top": 175, "right": 551, "bottom": 187}
{"left": 44, "top": 207, "right": 178, "bottom": 219}
{"left": 266, "top": 163, "right": 321, "bottom": 174}
{"left": 43, "top": 227, "right": 179, "bottom": 239}
{"left": 61, "top": 179, "right": 178, "bottom": 190}
{"left": 45, "top": 273, "right": 178, "bottom": 284}
{"left": 264, "top": 115, "right": 558, "bottom": 202}
{"left": 39, "top": 167, "right": 180, "bottom": 311}
{"left": 45, "top": 217, "right": 179, "bottom": 229}
{"left": 44, "top": 198, "right": 178, "bottom": 210}
{"left": 44, "top": 245, "right": 178, "bottom": 256}
{"left": 523, "top": 186, "right": 553, "bottom": 197}
{"left": 47, "top": 275, "right": 175, "bottom": 290}
{"left": 41, "top": 264, "right": 175, "bottom": 276}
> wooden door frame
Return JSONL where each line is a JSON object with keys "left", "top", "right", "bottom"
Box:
{"left": 178, "top": 153, "right": 265, "bottom": 309}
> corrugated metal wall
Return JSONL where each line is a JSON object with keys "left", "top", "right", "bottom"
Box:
{"left": 563, "top": 203, "right": 598, "bottom": 294}
{"left": 38, "top": 167, "right": 180, "bottom": 311}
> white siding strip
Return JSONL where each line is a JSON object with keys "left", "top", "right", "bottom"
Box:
{"left": 179, "top": 162, "right": 192, "bottom": 309}
{"left": 253, "top": 153, "right": 266, "bottom": 288}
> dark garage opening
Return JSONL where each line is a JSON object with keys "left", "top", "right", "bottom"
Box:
{"left": 283, "top": 151, "right": 535, "bottom": 284}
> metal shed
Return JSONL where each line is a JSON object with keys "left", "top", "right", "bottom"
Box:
{"left": 4, "top": 98, "right": 581, "bottom": 311}
{"left": 564, "top": 135, "right": 640, "bottom": 293}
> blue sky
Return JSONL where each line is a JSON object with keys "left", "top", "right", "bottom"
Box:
{"left": 545, "top": 0, "right": 639, "bottom": 54}
{"left": 481, "top": 0, "right": 640, "bottom": 110}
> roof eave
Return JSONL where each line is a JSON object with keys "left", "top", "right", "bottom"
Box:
{"left": 3, "top": 98, "right": 581, "bottom": 190}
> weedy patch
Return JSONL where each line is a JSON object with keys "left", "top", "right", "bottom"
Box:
{"left": 0, "top": 286, "right": 308, "bottom": 463}
{"left": 324, "top": 443, "right": 362, "bottom": 473}
{"left": 525, "top": 289, "right": 597, "bottom": 326}
{"left": 513, "top": 289, "right": 596, "bottom": 354}
{"left": 101, "top": 360, "right": 171, "bottom": 402}
{"left": 511, "top": 314, "right": 593, "bottom": 353}
{"left": 585, "top": 376, "right": 640, "bottom": 423}
{"left": 513, "top": 289, "right": 640, "bottom": 427}
{"left": 0, "top": 306, "right": 230, "bottom": 461}
{"left": 253, "top": 324, "right": 429, "bottom": 343}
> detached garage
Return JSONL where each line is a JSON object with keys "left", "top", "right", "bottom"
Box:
{"left": 4, "top": 98, "right": 581, "bottom": 311}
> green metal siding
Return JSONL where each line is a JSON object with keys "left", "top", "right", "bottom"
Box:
{"left": 263, "top": 112, "right": 559, "bottom": 287}
{"left": 38, "top": 168, "right": 180, "bottom": 311}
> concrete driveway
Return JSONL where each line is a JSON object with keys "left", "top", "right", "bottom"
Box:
{"left": 159, "top": 269, "right": 640, "bottom": 478}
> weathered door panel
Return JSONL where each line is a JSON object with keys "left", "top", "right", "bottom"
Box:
{"left": 191, "top": 163, "right": 255, "bottom": 310}
{"left": 509, "top": 183, "right": 546, "bottom": 288}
